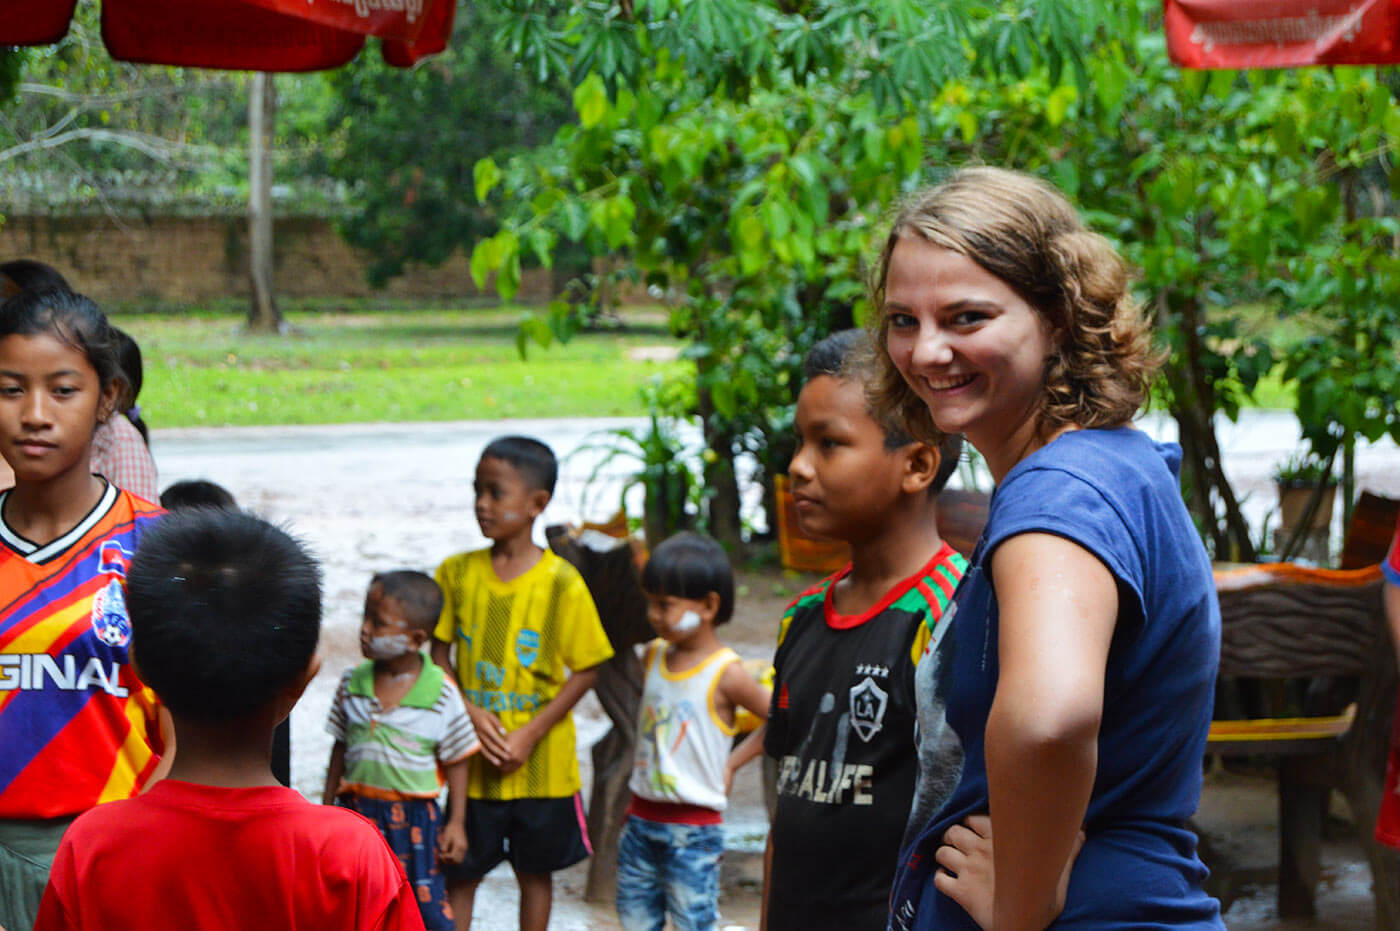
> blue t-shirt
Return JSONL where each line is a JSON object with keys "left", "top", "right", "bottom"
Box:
{"left": 890, "top": 428, "right": 1224, "bottom": 929}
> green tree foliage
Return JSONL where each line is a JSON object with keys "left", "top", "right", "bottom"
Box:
{"left": 323, "top": 2, "right": 573, "bottom": 287}
{"left": 471, "top": 0, "right": 1118, "bottom": 548}
{"left": 471, "top": 0, "right": 1400, "bottom": 559}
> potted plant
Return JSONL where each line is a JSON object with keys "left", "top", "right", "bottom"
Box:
{"left": 1272, "top": 450, "right": 1339, "bottom": 560}
{"left": 579, "top": 408, "right": 697, "bottom": 550}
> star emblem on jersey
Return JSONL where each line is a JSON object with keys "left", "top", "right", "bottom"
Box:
{"left": 849, "top": 675, "right": 889, "bottom": 743}
{"left": 854, "top": 663, "right": 890, "bottom": 677}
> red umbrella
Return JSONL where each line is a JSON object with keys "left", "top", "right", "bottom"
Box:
{"left": 1165, "top": 0, "right": 1400, "bottom": 69}
{"left": 0, "top": 0, "right": 454, "bottom": 70}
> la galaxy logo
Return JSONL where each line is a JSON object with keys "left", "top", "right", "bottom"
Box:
{"left": 849, "top": 675, "right": 888, "bottom": 743}
{"left": 515, "top": 628, "right": 540, "bottom": 667}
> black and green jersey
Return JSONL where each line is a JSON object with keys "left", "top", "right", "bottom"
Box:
{"left": 764, "top": 543, "right": 965, "bottom": 931}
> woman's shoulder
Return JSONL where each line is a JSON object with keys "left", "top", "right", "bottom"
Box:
{"left": 1016, "top": 427, "right": 1174, "bottom": 482}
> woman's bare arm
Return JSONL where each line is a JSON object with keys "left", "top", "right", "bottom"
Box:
{"left": 983, "top": 532, "right": 1117, "bottom": 930}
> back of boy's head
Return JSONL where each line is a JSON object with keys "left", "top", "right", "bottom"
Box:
{"left": 160, "top": 479, "right": 238, "bottom": 512}
{"left": 480, "top": 435, "right": 558, "bottom": 495}
{"left": 127, "top": 509, "right": 322, "bottom": 721}
{"left": 641, "top": 531, "right": 735, "bottom": 626}
{"left": 370, "top": 570, "right": 443, "bottom": 635}
{"left": 803, "top": 329, "right": 962, "bottom": 493}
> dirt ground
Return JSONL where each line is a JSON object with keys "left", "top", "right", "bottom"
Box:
{"left": 150, "top": 420, "right": 1393, "bottom": 929}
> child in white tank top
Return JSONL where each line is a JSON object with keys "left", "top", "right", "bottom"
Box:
{"left": 616, "top": 532, "right": 771, "bottom": 931}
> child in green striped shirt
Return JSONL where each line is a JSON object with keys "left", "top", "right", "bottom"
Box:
{"left": 324, "top": 570, "right": 479, "bottom": 931}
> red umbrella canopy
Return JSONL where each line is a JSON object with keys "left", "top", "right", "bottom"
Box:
{"left": 1165, "top": 0, "right": 1400, "bottom": 69}
{"left": 0, "top": 0, "right": 455, "bottom": 70}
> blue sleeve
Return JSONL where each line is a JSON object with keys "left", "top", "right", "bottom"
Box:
{"left": 982, "top": 466, "right": 1147, "bottom": 639}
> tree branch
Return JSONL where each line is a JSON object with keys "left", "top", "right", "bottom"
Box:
{"left": 0, "top": 127, "right": 180, "bottom": 165}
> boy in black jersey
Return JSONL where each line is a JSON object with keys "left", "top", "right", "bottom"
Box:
{"left": 762, "top": 330, "right": 966, "bottom": 931}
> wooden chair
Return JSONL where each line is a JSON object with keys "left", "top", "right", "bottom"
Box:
{"left": 1208, "top": 563, "right": 1399, "bottom": 925}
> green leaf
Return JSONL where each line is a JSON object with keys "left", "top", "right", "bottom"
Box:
{"left": 957, "top": 110, "right": 978, "bottom": 144}
{"left": 473, "top": 157, "right": 502, "bottom": 205}
{"left": 573, "top": 73, "right": 609, "bottom": 129}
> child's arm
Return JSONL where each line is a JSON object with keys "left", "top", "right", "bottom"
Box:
{"left": 726, "top": 725, "right": 767, "bottom": 796}
{"left": 496, "top": 663, "right": 602, "bottom": 773}
{"left": 432, "top": 636, "right": 511, "bottom": 768}
{"left": 322, "top": 741, "right": 347, "bottom": 805}
{"left": 437, "top": 756, "right": 469, "bottom": 864}
{"left": 718, "top": 662, "right": 771, "bottom": 794}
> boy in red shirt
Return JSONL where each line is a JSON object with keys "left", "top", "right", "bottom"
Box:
{"left": 35, "top": 509, "right": 427, "bottom": 931}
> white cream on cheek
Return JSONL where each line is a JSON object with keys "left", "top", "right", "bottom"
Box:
{"left": 673, "top": 610, "right": 702, "bottom": 633}
{"left": 365, "top": 633, "right": 416, "bottom": 660}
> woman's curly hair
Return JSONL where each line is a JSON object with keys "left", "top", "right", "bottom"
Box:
{"left": 867, "top": 166, "right": 1163, "bottom": 446}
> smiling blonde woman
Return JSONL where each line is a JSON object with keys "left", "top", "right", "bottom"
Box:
{"left": 872, "top": 167, "right": 1224, "bottom": 930}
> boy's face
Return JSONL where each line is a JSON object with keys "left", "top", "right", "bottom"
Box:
{"left": 360, "top": 584, "right": 427, "bottom": 661}
{"left": 474, "top": 455, "right": 548, "bottom": 543}
{"left": 789, "top": 375, "right": 919, "bottom": 543}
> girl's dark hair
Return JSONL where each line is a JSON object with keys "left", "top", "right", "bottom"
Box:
{"left": 0, "top": 287, "right": 124, "bottom": 395}
{"left": 112, "top": 327, "right": 149, "bottom": 443}
{"left": 0, "top": 259, "right": 71, "bottom": 299}
{"left": 640, "top": 531, "right": 735, "bottom": 626}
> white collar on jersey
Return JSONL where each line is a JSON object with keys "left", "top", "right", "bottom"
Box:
{"left": 0, "top": 481, "right": 119, "bottom": 564}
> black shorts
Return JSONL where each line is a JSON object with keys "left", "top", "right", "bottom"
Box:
{"left": 444, "top": 794, "right": 592, "bottom": 883}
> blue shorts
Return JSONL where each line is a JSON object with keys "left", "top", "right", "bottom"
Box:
{"left": 341, "top": 795, "right": 453, "bottom": 931}
{"left": 615, "top": 814, "right": 724, "bottom": 931}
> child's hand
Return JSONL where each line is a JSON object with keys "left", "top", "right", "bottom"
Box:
{"left": 933, "top": 814, "right": 995, "bottom": 929}
{"left": 466, "top": 704, "right": 511, "bottom": 768}
{"left": 438, "top": 821, "right": 468, "bottom": 865}
{"left": 496, "top": 728, "right": 540, "bottom": 774}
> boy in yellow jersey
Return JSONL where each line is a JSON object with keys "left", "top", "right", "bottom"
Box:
{"left": 431, "top": 435, "right": 613, "bottom": 931}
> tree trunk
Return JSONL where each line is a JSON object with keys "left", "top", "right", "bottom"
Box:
{"left": 1165, "top": 290, "right": 1256, "bottom": 562}
{"left": 695, "top": 378, "right": 744, "bottom": 554}
{"left": 247, "top": 72, "right": 281, "bottom": 333}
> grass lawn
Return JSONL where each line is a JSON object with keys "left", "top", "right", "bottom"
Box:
{"left": 116, "top": 304, "right": 688, "bottom": 428}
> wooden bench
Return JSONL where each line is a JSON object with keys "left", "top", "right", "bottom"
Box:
{"left": 1208, "top": 562, "right": 1399, "bottom": 925}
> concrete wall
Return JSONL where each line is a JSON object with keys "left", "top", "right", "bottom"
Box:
{"left": 0, "top": 214, "right": 555, "bottom": 305}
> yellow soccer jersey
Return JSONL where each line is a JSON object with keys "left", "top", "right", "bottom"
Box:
{"left": 434, "top": 547, "right": 613, "bottom": 800}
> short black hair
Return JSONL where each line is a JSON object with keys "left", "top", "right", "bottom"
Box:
{"left": 803, "top": 329, "right": 962, "bottom": 493}
{"left": 640, "top": 531, "right": 735, "bottom": 626}
{"left": 370, "top": 570, "right": 443, "bottom": 634}
{"left": 127, "top": 509, "right": 322, "bottom": 721}
{"left": 480, "top": 435, "right": 558, "bottom": 494}
{"left": 0, "top": 288, "right": 123, "bottom": 394}
{"left": 160, "top": 480, "right": 238, "bottom": 512}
